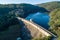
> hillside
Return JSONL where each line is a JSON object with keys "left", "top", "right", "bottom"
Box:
{"left": 0, "top": 3, "right": 48, "bottom": 18}
{"left": 0, "top": 24, "right": 21, "bottom": 40}
{"left": 36, "top": 1, "right": 60, "bottom": 40}
{"left": 0, "top": 3, "right": 48, "bottom": 31}
{"left": 37, "top": 1, "right": 60, "bottom": 12}
{"left": 1, "top": 2, "right": 60, "bottom": 40}
{"left": 0, "top": 3, "right": 48, "bottom": 40}
{"left": 49, "top": 8, "right": 60, "bottom": 40}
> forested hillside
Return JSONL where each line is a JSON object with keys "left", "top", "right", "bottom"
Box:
{"left": 37, "top": 1, "right": 60, "bottom": 12}
{"left": 49, "top": 8, "right": 60, "bottom": 40}
{"left": 0, "top": 3, "right": 48, "bottom": 31}
{"left": 0, "top": 3, "right": 48, "bottom": 17}
{"left": 0, "top": 1, "right": 60, "bottom": 40}
{"left": 36, "top": 1, "right": 60, "bottom": 40}
{"left": 0, "top": 3, "right": 48, "bottom": 40}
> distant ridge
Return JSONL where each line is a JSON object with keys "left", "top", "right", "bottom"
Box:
{"left": 36, "top": 1, "right": 60, "bottom": 12}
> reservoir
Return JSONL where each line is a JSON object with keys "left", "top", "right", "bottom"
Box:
{"left": 25, "top": 12, "right": 50, "bottom": 29}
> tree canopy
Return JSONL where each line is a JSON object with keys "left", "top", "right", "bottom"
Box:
{"left": 0, "top": 3, "right": 48, "bottom": 31}
{"left": 49, "top": 8, "right": 60, "bottom": 40}
{"left": 37, "top": 1, "right": 60, "bottom": 12}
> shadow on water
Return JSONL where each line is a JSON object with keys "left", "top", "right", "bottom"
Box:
{"left": 18, "top": 20, "right": 32, "bottom": 40}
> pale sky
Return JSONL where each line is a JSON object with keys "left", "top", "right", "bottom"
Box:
{"left": 0, "top": 0, "right": 60, "bottom": 4}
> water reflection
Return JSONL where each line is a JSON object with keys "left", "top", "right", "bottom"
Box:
{"left": 25, "top": 12, "right": 50, "bottom": 29}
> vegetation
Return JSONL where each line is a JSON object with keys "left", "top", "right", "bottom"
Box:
{"left": 0, "top": 3, "right": 48, "bottom": 40}
{"left": 0, "top": 3, "right": 48, "bottom": 18}
{"left": 0, "top": 3, "right": 48, "bottom": 31}
{"left": 49, "top": 8, "right": 60, "bottom": 40}
{"left": 0, "top": 24, "right": 21, "bottom": 40}
{"left": 37, "top": 2, "right": 60, "bottom": 40}
{"left": 37, "top": 1, "right": 60, "bottom": 12}
{"left": 0, "top": 1, "right": 60, "bottom": 40}
{"left": 32, "top": 36, "right": 51, "bottom": 40}
{"left": 0, "top": 13, "right": 19, "bottom": 31}
{"left": 32, "top": 33, "right": 51, "bottom": 40}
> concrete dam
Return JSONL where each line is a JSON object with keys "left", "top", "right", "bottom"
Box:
{"left": 17, "top": 17, "right": 57, "bottom": 40}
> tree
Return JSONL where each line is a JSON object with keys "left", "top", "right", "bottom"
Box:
{"left": 48, "top": 8, "right": 60, "bottom": 40}
{"left": 37, "top": 1, "right": 60, "bottom": 12}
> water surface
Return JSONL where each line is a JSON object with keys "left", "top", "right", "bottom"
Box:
{"left": 25, "top": 12, "right": 49, "bottom": 29}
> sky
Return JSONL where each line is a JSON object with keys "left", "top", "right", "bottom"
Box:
{"left": 0, "top": 0, "right": 60, "bottom": 4}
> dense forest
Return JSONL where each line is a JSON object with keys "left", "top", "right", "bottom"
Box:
{"left": 0, "top": 3, "right": 48, "bottom": 17}
{"left": 0, "top": 3, "right": 48, "bottom": 40}
{"left": 0, "top": 1, "right": 60, "bottom": 40}
{"left": 37, "top": 1, "right": 60, "bottom": 12}
{"left": 49, "top": 8, "right": 60, "bottom": 40}
{"left": 0, "top": 3, "right": 48, "bottom": 31}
